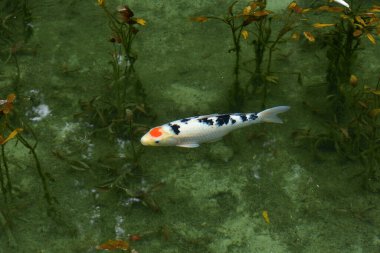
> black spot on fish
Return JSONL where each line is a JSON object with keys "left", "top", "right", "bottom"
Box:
{"left": 198, "top": 117, "right": 214, "bottom": 125}
{"left": 169, "top": 123, "right": 181, "bottom": 135}
{"left": 240, "top": 115, "right": 248, "bottom": 122}
{"left": 231, "top": 118, "right": 236, "bottom": 124}
{"left": 249, "top": 113, "right": 258, "bottom": 120}
{"left": 216, "top": 114, "right": 230, "bottom": 126}
{"left": 180, "top": 118, "right": 191, "bottom": 124}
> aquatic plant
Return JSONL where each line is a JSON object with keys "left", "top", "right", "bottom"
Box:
{"left": 248, "top": 1, "right": 306, "bottom": 108}
{"left": 0, "top": 93, "right": 55, "bottom": 246}
{"left": 78, "top": 3, "right": 151, "bottom": 138}
{"left": 0, "top": 0, "right": 34, "bottom": 88}
{"left": 302, "top": 3, "right": 380, "bottom": 119}
{"left": 192, "top": 1, "right": 304, "bottom": 109}
{"left": 191, "top": 1, "right": 261, "bottom": 109}
{"left": 293, "top": 78, "right": 380, "bottom": 191}
{"left": 0, "top": 94, "right": 54, "bottom": 206}
{"left": 71, "top": 3, "right": 162, "bottom": 212}
{"left": 293, "top": 2, "right": 380, "bottom": 191}
{"left": 242, "top": 0, "right": 274, "bottom": 108}
{"left": 101, "top": 3, "right": 147, "bottom": 108}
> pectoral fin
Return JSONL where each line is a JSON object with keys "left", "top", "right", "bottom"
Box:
{"left": 176, "top": 143, "right": 200, "bottom": 148}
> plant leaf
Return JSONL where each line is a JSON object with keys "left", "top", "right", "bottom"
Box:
{"left": 366, "top": 33, "right": 376, "bottom": 44}
{"left": 303, "top": 31, "right": 315, "bottom": 42}
{"left": 312, "top": 23, "right": 336, "bottom": 28}
{"left": 0, "top": 128, "right": 23, "bottom": 145}
{"left": 369, "top": 108, "right": 380, "bottom": 118}
{"left": 190, "top": 16, "right": 208, "bottom": 22}
{"left": 241, "top": 30, "right": 249, "bottom": 40}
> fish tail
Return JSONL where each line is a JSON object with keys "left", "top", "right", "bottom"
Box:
{"left": 257, "top": 106, "right": 290, "bottom": 124}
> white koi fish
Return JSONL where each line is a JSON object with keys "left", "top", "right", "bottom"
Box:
{"left": 332, "top": 0, "right": 350, "bottom": 9}
{"left": 140, "top": 106, "right": 290, "bottom": 148}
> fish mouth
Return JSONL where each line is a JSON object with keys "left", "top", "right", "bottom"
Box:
{"left": 140, "top": 134, "right": 151, "bottom": 146}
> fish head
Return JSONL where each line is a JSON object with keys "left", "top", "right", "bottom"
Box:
{"left": 140, "top": 126, "right": 177, "bottom": 146}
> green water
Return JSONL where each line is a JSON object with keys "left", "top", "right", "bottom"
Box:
{"left": 1, "top": 0, "right": 380, "bottom": 252}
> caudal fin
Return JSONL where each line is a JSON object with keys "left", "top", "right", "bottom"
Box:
{"left": 257, "top": 106, "right": 290, "bottom": 124}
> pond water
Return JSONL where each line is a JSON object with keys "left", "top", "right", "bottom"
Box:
{"left": 1, "top": 0, "right": 380, "bottom": 252}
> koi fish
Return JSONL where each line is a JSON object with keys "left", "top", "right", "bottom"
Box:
{"left": 140, "top": 106, "right": 290, "bottom": 148}
{"left": 332, "top": 0, "right": 350, "bottom": 9}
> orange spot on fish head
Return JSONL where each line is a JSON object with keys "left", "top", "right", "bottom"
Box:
{"left": 150, "top": 127, "right": 162, "bottom": 137}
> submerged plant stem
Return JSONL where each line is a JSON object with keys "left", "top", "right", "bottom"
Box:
{"left": 0, "top": 160, "right": 7, "bottom": 202}
{"left": 0, "top": 210, "right": 16, "bottom": 247}
{"left": 15, "top": 132, "right": 54, "bottom": 210}
{"left": 1, "top": 145, "right": 12, "bottom": 198}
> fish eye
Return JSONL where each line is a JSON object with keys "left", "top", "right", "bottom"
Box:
{"left": 155, "top": 140, "right": 160, "bottom": 144}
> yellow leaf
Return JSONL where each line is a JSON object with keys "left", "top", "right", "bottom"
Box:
{"left": 265, "top": 75, "right": 279, "bottom": 84}
{"left": 97, "top": 0, "right": 105, "bottom": 7}
{"left": 288, "top": 1, "right": 297, "bottom": 10}
{"left": 243, "top": 6, "right": 251, "bottom": 15}
{"left": 340, "top": 128, "right": 350, "bottom": 139}
{"left": 303, "top": 31, "right": 315, "bottom": 42}
{"left": 262, "top": 210, "right": 270, "bottom": 224}
{"left": 291, "top": 32, "right": 300, "bottom": 41}
{"left": 241, "top": 30, "right": 249, "bottom": 40}
{"left": 0, "top": 128, "right": 23, "bottom": 145}
{"left": 135, "top": 18, "right": 146, "bottom": 26}
{"left": 190, "top": 16, "right": 208, "bottom": 22}
{"left": 369, "top": 108, "right": 380, "bottom": 118}
{"left": 312, "top": 23, "right": 336, "bottom": 28}
{"left": 366, "top": 33, "right": 376, "bottom": 44}
{"left": 355, "top": 16, "right": 367, "bottom": 27}
{"left": 371, "top": 90, "right": 380, "bottom": 95}
{"left": 358, "top": 101, "right": 368, "bottom": 108}
{"left": 349, "top": 74, "right": 358, "bottom": 87}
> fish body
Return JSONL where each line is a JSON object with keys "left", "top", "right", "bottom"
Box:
{"left": 332, "top": 0, "right": 350, "bottom": 8}
{"left": 140, "top": 106, "right": 290, "bottom": 148}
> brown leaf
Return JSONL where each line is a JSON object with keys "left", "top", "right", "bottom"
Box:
{"left": 253, "top": 10, "right": 272, "bottom": 17}
{"left": 96, "top": 239, "right": 129, "bottom": 251}
{"left": 190, "top": 16, "right": 208, "bottom": 22}
{"left": 353, "top": 29, "right": 362, "bottom": 37}
{"left": 369, "top": 5, "right": 380, "bottom": 12}
{"left": 318, "top": 6, "right": 344, "bottom": 12}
